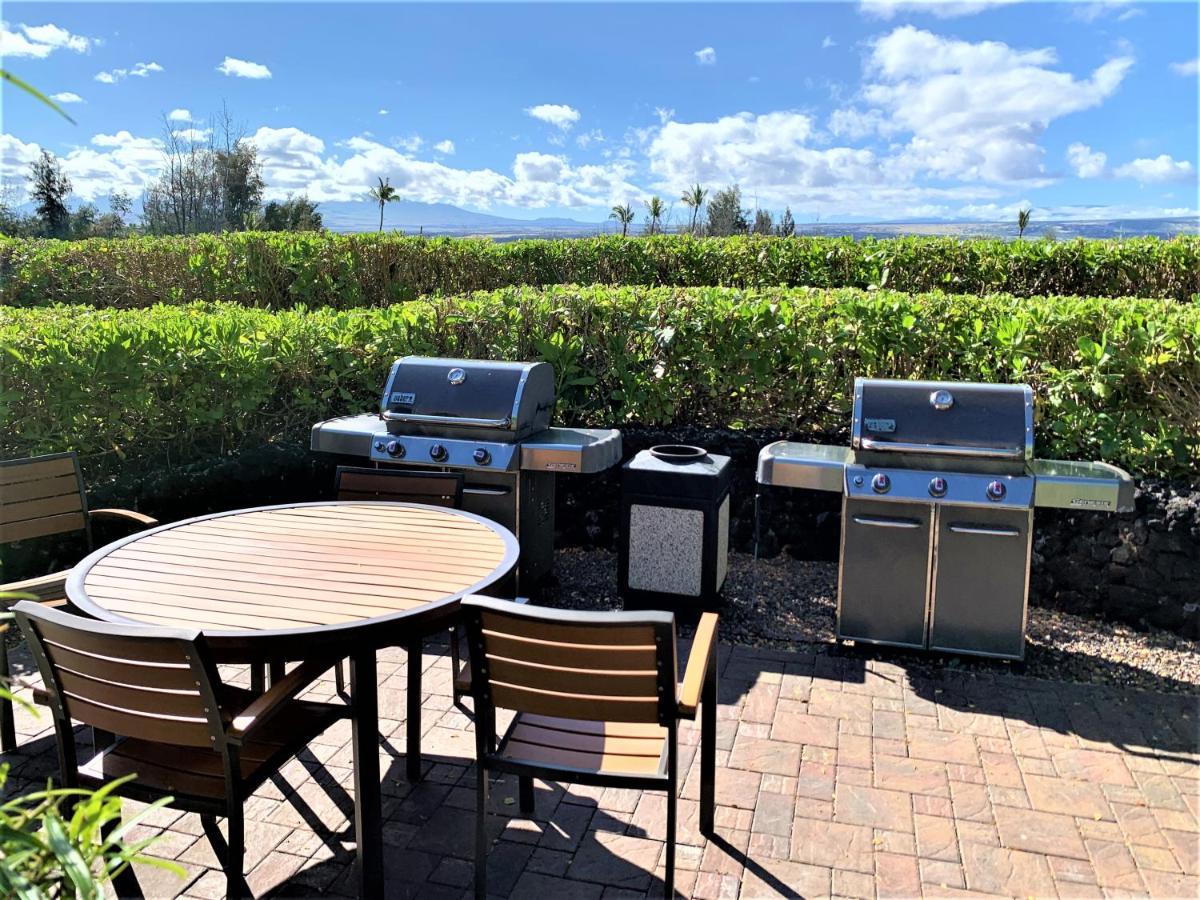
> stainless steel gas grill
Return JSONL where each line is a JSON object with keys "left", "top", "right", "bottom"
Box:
{"left": 757, "top": 378, "right": 1135, "bottom": 660}
{"left": 311, "top": 357, "right": 622, "bottom": 585}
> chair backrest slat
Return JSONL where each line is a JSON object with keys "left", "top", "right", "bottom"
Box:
{"left": 464, "top": 597, "right": 677, "bottom": 726}
{"left": 14, "top": 603, "right": 224, "bottom": 750}
{"left": 0, "top": 453, "right": 88, "bottom": 544}
{"left": 335, "top": 466, "right": 464, "bottom": 508}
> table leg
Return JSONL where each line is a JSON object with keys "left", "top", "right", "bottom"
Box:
{"left": 406, "top": 636, "right": 423, "bottom": 783}
{"left": 351, "top": 650, "right": 383, "bottom": 899}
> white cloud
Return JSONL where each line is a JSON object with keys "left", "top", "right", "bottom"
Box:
{"left": 167, "top": 108, "right": 192, "bottom": 122}
{"left": 434, "top": 139, "right": 455, "bottom": 155}
{"left": 575, "top": 129, "right": 605, "bottom": 149}
{"left": 694, "top": 46, "right": 717, "bottom": 66}
{"left": 827, "top": 107, "right": 887, "bottom": 140}
{"left": 94, "top": 61, "right": 163, "bottom": 84}
{"left": 654, "top": 107, "right": 675, "bottom": 125}
{"left": 859, "top": 0, "right": 1019, "bottom": 19}
{"left": 1114, "top": 155, "right": 1195, "bottom": 183}
{"left": 378, "top": 108, "right": 389, "bottom": 116}
{"left": 822, "top": 36, "right": 837, "bottom": 49}
{"left": 856, "top": 26, "right": 1133, "bottom": 182}
{"left": 1066, "top": 143, "right": 1108, "bottom": 178}
{"left": 0, "top": 22, "right": 93, "bottom": 58}
{"left": 392, "top": 135, "right": 423, "bottom": 153}
{"left": 525, "top": 103, "right": 581, "bottom": 131}
{"left": 1069, "top": 1, "right": 1143, "bottom": 24}
{"left": 248, "top": 127, "right": 641, "bottom": 209}
{"left": 171, "top": 128, "right": 212, "bottom": 143}
{"left": 1170, "top": 58, "right": 1199, "bottom": 77}
{"left": 0, "top": 134, "right": 43, "bottom": 189}
{"left": 50, "top": 92, "right": 84, "bottom": 104}
{"left": 217, "top": 56, "right": 272, "bottom": 79}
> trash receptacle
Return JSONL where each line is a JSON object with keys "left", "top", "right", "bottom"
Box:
{"left": 619, "top": 445, "right": 732, "bottom": 610}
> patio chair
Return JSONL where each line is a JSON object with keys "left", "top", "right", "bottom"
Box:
{"left": 461, "top": 596, "right": 719, "bottom": 899}
{"left": 13, "top": 601, "right": 349, "bottom": 900}
{"left": 0, "top": 452, "right": 158, "bottom": 751}
{"left": 328, "top": 466, "right": 467, "bottom": 697}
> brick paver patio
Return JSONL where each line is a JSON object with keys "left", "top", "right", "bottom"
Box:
{"left": 2, "top": 632, "right": 1197, "bottom": 898}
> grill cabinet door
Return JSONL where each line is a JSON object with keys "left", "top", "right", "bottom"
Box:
{"left": 929, "top": 507, "right": 1032, "bottom": 660}
{"left": 838, "top": 499, "right": 933, "bottom": 649}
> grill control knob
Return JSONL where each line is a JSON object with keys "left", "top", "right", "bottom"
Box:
{"left": 429, "top": 443, "right": 449, "bottom": 462}
{"left": 385, "top": 440, "right": 405, "bottom": 458}
{"left": 472, "top": 448, "right": 491, "bottom": 466}
{"left": 928, "top": 476, "right": 948, "bottom": 498}
{"left": 374, "top": 440, "right": 386, "bottom": 452}
{"left": 986, "top": 480, "right": 1007, "bottom": 501}
{"left": 871, "top": 473, "right": 891, "bottom": 494}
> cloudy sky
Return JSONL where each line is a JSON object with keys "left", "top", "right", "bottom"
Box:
{"left": 2, "top": 0, "right": 1197, "bottom": 224}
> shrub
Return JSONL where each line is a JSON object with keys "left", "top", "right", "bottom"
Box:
{"left": 2, "top": 233, "right": 1197, "bottom": 308}
{"left": 2, "top": 287, "right": 1197, "bottom": 482}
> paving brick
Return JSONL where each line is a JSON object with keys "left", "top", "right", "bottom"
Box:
{"left": 994, "top": 804, "right": 1088, "bottom": 860}
{"left": 1025, "top": 772, "right": 1113, "bottom": 819}
{"left": 739, "top": 858, "right": 831, "bottom": 898}
{"left": 876, "top": 851, "right": 922, "bottom": 898}
{"left": 1054, "top": 747, "right": 1135, "bottom": 786}
{"left": 949, "top": 780, "right": 992, "bottom": 824}
{"left": 876, "top": 753, "right": 950, "bottom": 797}
{"left": 569, "top": 831, "right": 660, "bottom": 891}
{"left": 1087, "top": 838, "right": 1147, "bottom": 892}
{"left": 915, "top": 813, "right": 960, "bottom": 862}
{"left": 961, "top": 841, "right": 1058, "bottom": 896}
{"left": 751, "top": 790, "right": 795, "bottom": 838}
{"left": 791, "top": 817, "right": 874, "bottom": 873}
{"left": 919, "top": 858, "right": 966, "bottom": 889}
{"left": 910, "top": 730, "right": 980, "bottom": 766}
{"left": 770, "top": 703, "right": 839, "bottom": 747}
{"left": 728, "top": 736, "right": 802, "bottom": 777}
{"left": 834, "top": 780, "right": 913, "bottom": 832}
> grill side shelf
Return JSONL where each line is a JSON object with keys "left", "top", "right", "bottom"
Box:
{"left": 756, "top": 442, "right": 850, "bottom": 491}
{"left": 520, "top": 428, "right": 623, "bottom": 474}
{"left": 1031, "top": 459, "right": 1135, "bottom": 512}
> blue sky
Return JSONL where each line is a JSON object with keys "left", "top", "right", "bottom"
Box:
{"left": 2, "top": 0, "right": 1197, "bottom": 224}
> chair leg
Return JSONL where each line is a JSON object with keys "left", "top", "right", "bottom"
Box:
{"left": 226, "top": 806, "right": 245, "bottom": 900}
{"left": 700, "top": 653, "right": 718, "bottom": 837}
{"left": 450, "top": 626, "right": 462, "bottom": 703}
{"left": 250, "top": 664, "right": 265, "bottom": 695}
{"left": 104, "top": 817, "right": 144, "bottom": 899}
{"left": 268, "top": 659, "right": 284, "bottom": 686}
{"left": 518, "top": 775, "right": 535, "bottom": 816}
{"left": 475, "top": 764, "right": 489, "bottom": 900}
{"left": 0, "top": 639, "right": 16, "bottom": 753}
{"left": 335, "top": 661, "right": 346, "bottom": 695}
{"left": 665, "top": 732, "right": 678, "bottom": 899}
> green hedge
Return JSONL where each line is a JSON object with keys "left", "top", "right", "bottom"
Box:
{"left": 3, "top": 286, "right": 1196, "bottom": 480}
{"left": 3, "top": 233, "right": 1198, "bottom": 308}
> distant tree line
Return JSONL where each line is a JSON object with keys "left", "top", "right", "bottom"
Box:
{"left": 1, "top": 107, "right": 322, "bottom": 239}
{"left": 609, "top": 184, "right": 796, "bottom": 238}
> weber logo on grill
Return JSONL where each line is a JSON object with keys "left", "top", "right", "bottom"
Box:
{"left": 864, "top": 418, "right": 896, "bottom": 433}
{"left": 389, "top": 391, "right": 416, "bottom": 406}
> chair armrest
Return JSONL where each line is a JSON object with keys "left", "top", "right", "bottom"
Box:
{"left": 677, "top": 612, "right": 719, "bottom": 719}
{"left": 227, "top": 657, "right": 340, "bottom": 747}
{"left": 89, "top": 508, "right": 159, "bottom": 529}
{"left": 0, "top": 571, "right": 69, "bottom": 604}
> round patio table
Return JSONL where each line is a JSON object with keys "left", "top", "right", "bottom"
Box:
{"left": 66, "top": 501, "right": 519, "bottom": 899}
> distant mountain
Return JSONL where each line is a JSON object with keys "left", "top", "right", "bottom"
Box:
{"left": 320, "top": 199, "right": 602, "bottom": 234}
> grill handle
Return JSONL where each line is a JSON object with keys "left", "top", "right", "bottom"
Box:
{"left": 851, "top": 515, "right": 922, "bottom": 529}
{"left": 858, "top": 437, "right": 1026, "bottom": 460}
{"left": 381, "top": 411, "right": 512, "bottom": 428}
{"left": 948, "top": 523, "right": 1021, "bottom": 537}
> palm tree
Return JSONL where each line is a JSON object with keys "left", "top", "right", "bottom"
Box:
{"left": 681, "top": 184, "right": 707, "bottom": 235}
{"left": 1017, "top": 208, "right": 1032, "bottom": 239}
{"left": 645, "top": 196, "right": 665, "bottom": 235}
{"left": 369, "top": 177, "right": 400, "bottom": 231}
{"left": 609, "top": 203, "right": 634, "bottom": 238}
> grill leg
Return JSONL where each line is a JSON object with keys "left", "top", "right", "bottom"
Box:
{"left": 406, "top": 637, "right": 423, "bottom": 783}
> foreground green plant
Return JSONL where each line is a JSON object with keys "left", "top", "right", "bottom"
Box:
{"left": 3, "top": 286, "right": 1197, "bottom": 481}
{"left": 2, "top": 232, "right": 1197, "bottom": 309}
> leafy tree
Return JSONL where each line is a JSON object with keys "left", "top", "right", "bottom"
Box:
{"left": 752, "top": 209, "right": 774, "bottom": 235}
{"left": 369, "top": 177, "right": 400, "bottom": 231}
{"left": 108, "top": 190, "right": 133, "bottom": 222}
{"left": 1017, "top": 208, "right": 1032, "bottom": 239}
{"left": 776, "top": 207, "right": 795, "bottom": 237}
{"left": 644, "top": 196, "right": 665, "bottom": 235}
{"left": 681, "top": 184, "right": 707, "bottom": 235}
{"left": 29, "top": 151, "right": 72, "bottom": 238}
{"left": 215, "top": 142, "right": 264, "bottom": 231}
{"left": 706, "top": 185, "right": 748, "bottom": 236}
{"left": 261, "top": 195, "right": 323, "bottom": 232}
{"left": 609, "top": 203, "right": 635, "bottom": 237}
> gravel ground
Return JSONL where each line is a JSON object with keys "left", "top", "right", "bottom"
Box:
{"left": 541, "top": 548, "right": 1200, "bottom": 696}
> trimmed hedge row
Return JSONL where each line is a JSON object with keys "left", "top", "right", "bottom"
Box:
{"left": 3, "top": 286, "right": 1197, "bottom": 480}
{"left": 3, "top": 232, "right": 1198, "bottom": 308}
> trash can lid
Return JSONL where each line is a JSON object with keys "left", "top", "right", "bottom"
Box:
{"left": 623, "top": 447, "right": 733, "bottom": 501}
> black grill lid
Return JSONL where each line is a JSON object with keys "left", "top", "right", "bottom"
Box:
{"left": 380, "top": 357, "right": 555, "bottom": 440}
{"left": 851, "top": 378, "right": 1033, "bottom": 462}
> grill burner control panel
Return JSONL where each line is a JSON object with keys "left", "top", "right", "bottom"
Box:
{"left": 846, "top": 465, "right": 1035, "bottom": 509}
{"left": 370, "top": 435, "right": 519, "bottom": 470}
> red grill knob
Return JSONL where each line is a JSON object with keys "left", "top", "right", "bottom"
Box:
{"left": 871, "top": 473, "right": 891, "bottom": 494}
{"left": 928, "top": 476, "right": 948, "bottom": 498}
{"left": 986, "top": 480, "right": 1007, "bottom": 501}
